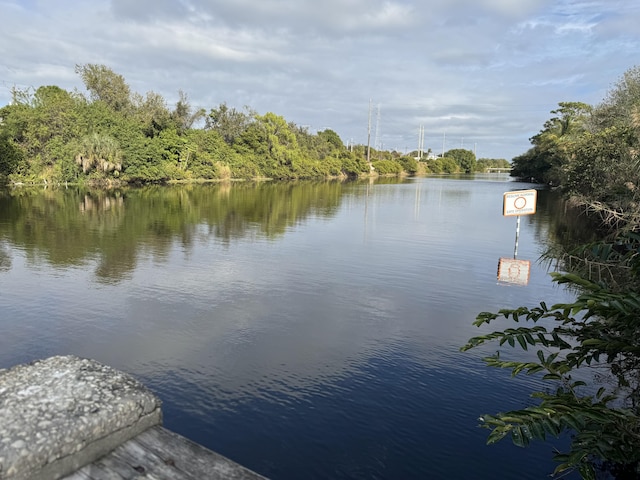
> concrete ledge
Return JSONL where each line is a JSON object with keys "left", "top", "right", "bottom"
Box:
{"left": 0, "top": 355, "right": 162, "bottom": 480}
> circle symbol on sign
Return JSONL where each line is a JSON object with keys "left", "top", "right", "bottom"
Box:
{"left": 514, "top": 196, "right": 527, "bottom": 210}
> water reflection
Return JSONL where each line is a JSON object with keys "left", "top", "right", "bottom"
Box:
{"left": 0, "top": 176, "right": 590, "bottom": 479}
{"left": 0, "top": 181, "right": 347, "bottom": 282}
{"left": 0, "top": 243, "right": 10, "bottom": 272}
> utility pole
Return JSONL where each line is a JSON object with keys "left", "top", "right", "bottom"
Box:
{"left": 374, "top": 103, "right": 381, "bottom": 151}
{"left": 442, "top": 132, "right": 446, "bottom": 158}
{"left": 367, "top": 99, "right": 372, "bottom": 166}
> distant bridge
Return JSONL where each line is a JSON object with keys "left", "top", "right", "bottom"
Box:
{"left": 485, "top": 168, "right": 511, "bottom": 173}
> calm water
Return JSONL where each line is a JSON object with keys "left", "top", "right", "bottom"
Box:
{"left": 0, "top": 175, "right": 586, "bottom": 479}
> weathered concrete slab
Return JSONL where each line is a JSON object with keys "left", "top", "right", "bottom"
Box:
{"left": 0, "top": 355, "right": 162, "bottom": 480}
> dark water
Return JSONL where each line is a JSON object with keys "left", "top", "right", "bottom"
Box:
{"left": 0, "top": 175, "right": 586, "bottom": 479}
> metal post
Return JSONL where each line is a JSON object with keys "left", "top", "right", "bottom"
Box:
{"left": 514, "top": 215, "right": 521, "bottom": 258}
{"left": 367, "top": 99, "right": 372, "bottom": 166}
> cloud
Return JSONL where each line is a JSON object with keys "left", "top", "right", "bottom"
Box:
{"left": 110, "top": 0, "right": 188, "bottom": 21}
{"left": 0, "top": 0, "right": 639, "bottom": 159}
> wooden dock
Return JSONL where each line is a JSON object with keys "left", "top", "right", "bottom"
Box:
{"left": 0, "top": 356, "right": 267, "bottom": 480}
{"left": 64, "top": 425, "right": 265, "bottom": 480}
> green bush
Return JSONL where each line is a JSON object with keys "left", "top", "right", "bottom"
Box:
{"left": 397, "top": 156, "right": 418, "bottom": 174}
{"left": 371, "top": 160, "right": 402, "bottom": 175}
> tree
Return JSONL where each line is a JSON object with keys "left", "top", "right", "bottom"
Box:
{"left": 476, "top": 158, "right": 510, "bottom": 172}
{"left": 592, "top": 66, "right": 640, "bottom": 131}
{"left": 75, "top": 133, "right": 123, "bottom": 176}
{"left": 444, "top": 148, "right": 476, "bottom": 173}
{"left": 397, "top": 156, "right": 418, "bottom": 174}
{"left": 564, "top": 68, "right": 640, "bottom": 229}
{"left": 254, "top": 112, "right": 302, "bottom": 176}
{"left": 511, "top": 102, "right": 591, "bottom": 185}
{"left": 206, "top": 103, "right": 254, "bottom": 145}
{"left": 427, "top": 157, "right": 460, "bottom": 174}
{"left": 0, "top": 128, "right": 23, "bottom": 178}
{"left": 75, "top": 64, "right": 132, "bottom": 113}
{"left": 317, "top": 129, "right": 345, "bottom": 150}
{"left": 1, "top": 65, "right": 386, "bottom": 183}
{"left": 132, "top": 90, "right": 172, "bottom": 137}
{"left": 0, "top": 85, "right": 84, "bottom": 181}
{"left": 565, "top": 126, "right": 640, "bottom": 219}
{"left": 171, "top": 90, "right": 205, "bottom": 134}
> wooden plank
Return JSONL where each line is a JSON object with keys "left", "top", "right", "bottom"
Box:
{"left": 64, "top": 426, "right": 267, "bottom": 480}
{"left": 137, "top": 427, "right": 267, "bottom": 480}
{"left": 90, "top": 432, "right": 194, "bottom": 480}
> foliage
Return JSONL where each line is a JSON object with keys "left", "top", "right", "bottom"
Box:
{"left": 76, "top": 133, "right": 123, "bottom": 176}
{"left": 511, "top": 102, "right": 592, "bottom": 185}
{"left": 131, "top": 90, "right": 172, "bottom": 138}
{"left": 476, "top": 158, "right": 510, "bottom": 172}
{"left": 508, "top": 64, "right": 640, "bottom": 228}
{"left": 462, "top": 247, "right": 640, "bottom": 477}
{"left": 396, "top": 156, "right": 418, "bottom": 174}
{"left": 340, "top": 154, "right": 370, "bottom": 177}
{"left": 0, "top": 125, "right": 23, "bottom": 179}
{"left": 171, "top": 90, "right": 206, "bottom": 134}
{"left": 562, "top": 69, "right": 640, "bottom": 231}
{"left": 371, "top": 159, "right": 403, "bottom": 175}
{"left": 466, "top": 66, "right": 640, "bottom": 479}
{"left": 0, "top": 63, "right": 434, "bottom": 184}
{"left": 444, "top": 148, "right": 476, "bottom": 173}
{"left": 565, "top": 127, "right": 640, "bottom": 212}
{"left": 592, "top": 66, "right": 640, "bottom": 131}
{"left": 206, "top": 103, "right": 255, "bottom": 145}
{"left": 425, "top": 157, "right": 461, "bottom": 174}
{"left": 75, "top": 64, "right": 132, "bottom": 113}
{"left": 317, "top": 129, "right": 345, "bottom": 151}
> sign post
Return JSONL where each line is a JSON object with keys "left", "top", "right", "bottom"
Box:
{"left": 502, "top": 189, "right": 537, "bottom": 258}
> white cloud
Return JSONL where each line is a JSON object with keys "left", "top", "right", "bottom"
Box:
{"left": 0, "top": 0, "right": 639, "bottom": 159}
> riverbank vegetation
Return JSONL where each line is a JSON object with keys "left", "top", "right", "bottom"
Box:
{"left": 0, "top": 64, "right": 509, "bottom": 186}
{"left": 463, "top": 65, "right": 640, "bottom": 479}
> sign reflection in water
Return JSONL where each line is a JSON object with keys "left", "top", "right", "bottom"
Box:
{"left": 0, "top": 176, "right": 586, "bottom": 479}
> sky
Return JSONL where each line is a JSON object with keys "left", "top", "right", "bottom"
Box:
{"left": 0, "top": 0, "right": 639, "bottom": 160}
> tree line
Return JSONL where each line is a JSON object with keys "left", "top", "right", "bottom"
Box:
{"left": 511, "top": 66, "right": 640, "bottom": 226}
{"left": 464, "top": 66, "right": 640, "bottom": 479}
{"left": 0, "top": 64, "right": 508, "bottom": 186}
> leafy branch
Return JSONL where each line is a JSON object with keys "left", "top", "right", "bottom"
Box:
{"left": 462, "top": 269, "right": 640, "bottom": 478}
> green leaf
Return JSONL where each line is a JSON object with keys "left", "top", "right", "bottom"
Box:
{"left": 523, "top": 331, "right": 536, "bottom": 345}
{"left": 511, "top": 425, "right": 527, "bottom": 447}
{"left": 578, "top": 463, "right": 596, "bottom": 480}
{"left": 486, "top": 427, "right": 510, "bottom": 445}
{"left": 542, "top": 418, "right": 561, "bottom": 436}
{"left": 561, "top": 413, "right": 584, "bottom": 432}
{"left": 527, "top": 420, "right": 546, "bottom": 441}
{"left": 516, "top": 334, "right": 527, "bottom": 350}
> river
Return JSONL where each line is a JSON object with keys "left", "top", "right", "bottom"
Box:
{"left": 0, "top": 175, "right": 586, "bottom": 479}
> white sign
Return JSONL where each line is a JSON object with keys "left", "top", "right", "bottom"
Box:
{"left": 503, "top": 189, "right": 537, "bottom": 216}
{"left": 497, "top": 257, "right": 531, "bottom": 286}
